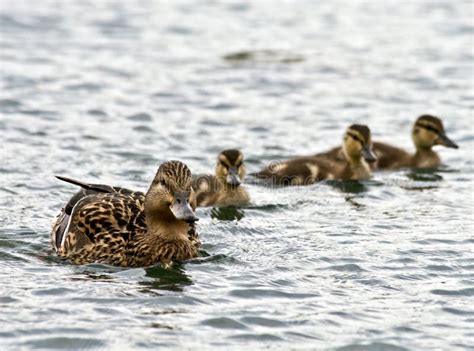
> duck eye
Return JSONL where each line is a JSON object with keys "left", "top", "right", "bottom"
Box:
{"left": 160, "top": 179, "right": 166, "bottom": 187}
{"left": 349, "top": 134, "right": 361, "bottom": 143}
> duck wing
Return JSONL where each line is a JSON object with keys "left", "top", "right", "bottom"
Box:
{"left": 52, "top": 175, "right": 145, "bottom": 252}
{"left": 55, "top": 191, "right": 146, "bottom": 255}
{"left": 253, "top": 156, "right": 332, "bottom": 185}
{"left": 313, "top": 146, "right": 345, "bottom": 161}
{"left": 372, "top": 141, "right": 411, "bottom": 169}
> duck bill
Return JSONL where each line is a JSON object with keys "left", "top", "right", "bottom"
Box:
{"left": 436, "top": 133, "right": 459, "bottom": 149}
{"left": 362, "top": 145, "right": 377, "bottom": 163}
{"left": 170, "top": 192, "right": 198, "bottom": 224}
{"left": 226, "top": 167, "right": 241, "bottom": 186}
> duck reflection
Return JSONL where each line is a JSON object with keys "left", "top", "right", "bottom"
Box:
{"left": 394, "top": 168, "right": 442, "bottom": 191}
{"left": 210, "top": 207, "right": 245, "bottom": 221}
{"left": 325, "top": 180, "right": 370, "bottom": 194}
{"left": 140, "top": 264, "right": 192, "bottom": 293}
{"left": 406, "top": 168, "right": 443, "bottom": 182}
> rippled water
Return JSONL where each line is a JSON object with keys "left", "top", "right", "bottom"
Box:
{"left": 1, "top": 1, "right": 473, "bottom": 350}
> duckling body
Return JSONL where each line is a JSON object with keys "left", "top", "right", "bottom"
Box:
{"left": 52, "top": 161, "right": 200, "bottom": 267}
{"left": 193, "top": 149, "right": 250, "bottom": 207}
{"left": 193, "top": 174, "right": 249, "bottom": 207}
{"left": 315, "top": 115, "right": 458, "bottom": 170}
{"left": 253, "top": 156, "right": 367, "bottom": 185}
{"left": 254, "top": 124, "right": 376, "bottom": 185}
{"left": 371, "top": 142, "right": 424, "bottom": 169}
{"left": 314, "top": 142, "right": 408, "bottom": 169}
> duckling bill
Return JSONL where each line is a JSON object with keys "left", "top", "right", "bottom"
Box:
{"left": 253, "top": 124, "right": 376, "bottom": 186}
{"left": 192, "top": 149, "right": 250, "bottom": 207}
{"left": 51, "top": 161, "right": 200, "bottom": 267}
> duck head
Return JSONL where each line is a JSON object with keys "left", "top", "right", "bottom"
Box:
{"left": 215, "top": 149, "right": 246, "bottom": 187}
{"left": 342, "top": 124, "right": 377, "bottom": 163}
{"left": 412, "top": 115, "right": 459, "bottom": 150}
{"left": 145, "top": 160, "right": 198, "bottom": 224}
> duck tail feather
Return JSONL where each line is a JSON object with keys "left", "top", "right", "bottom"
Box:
{"left": 55, "top": 175, "right": 113, "bottom": 193}
{"left": 55, "top": 175, "right": 92, "bottom": 189}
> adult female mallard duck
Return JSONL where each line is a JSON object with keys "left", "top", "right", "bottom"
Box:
{"left": 192, "top": 149, "right": 250, "bottom": 207}
{"left": 315, "top": 115, "right": 459, "bottom": 169}
{"left": 253, "top": 124, "right": 376, "bottom": 186}
{"left": 51, "top": 160, "right": 200, "bottom": 267}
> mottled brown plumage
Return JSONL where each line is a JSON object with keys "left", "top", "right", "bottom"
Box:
{"left": 254, "top": 125, "right": 376, "bottom": 185}
{"left": 192, "top": 149, "right": 250, "bottom": 207}
{"left": 51, "top": 161, "right": 200, "bottom": 267}
{"left": 315, "top": 115, "right": 459, "bottom": 169}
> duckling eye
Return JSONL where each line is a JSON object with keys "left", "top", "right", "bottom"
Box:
{"left": 220, "top": 161, "right": 228, "bottom": 168}
{"left": 416, "top": 123, "right": 439, "bottom": 134}
{"left": 425, "top": 126, "right": 439, "bottom": 134}
{"left": 236, "top": 162, "right": 242, "bottom": 168}
{"left": 160, "top": 179, "right": 166, "bottom": 187}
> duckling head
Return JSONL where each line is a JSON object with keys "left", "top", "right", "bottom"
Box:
{"left": 145, "top": 160, "right": 198, "bottom": 224}
{"left": 215, "top": 149, "right": 246, "bottom": 187}
{"left": 342, "top": 124, "right": 377, "bottom": 163}
{"left": 412, "top": 115, "right": 459, "bottom": 150}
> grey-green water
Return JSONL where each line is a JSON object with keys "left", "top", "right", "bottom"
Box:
{"left": 1, "top": 1, "right": 473, "bottom": 350}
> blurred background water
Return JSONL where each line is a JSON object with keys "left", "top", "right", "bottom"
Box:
{"left": 1, "top": 1, "right": 473, "bottom": 350}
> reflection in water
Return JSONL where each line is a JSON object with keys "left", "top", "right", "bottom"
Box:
{"left": 344, "top": 195, "right": 366, "bottom": 210}
{"left": 189, "top": 253, "right": 232, "bottom": 265}
{"left": 140, "top": 264, "right": 192, "bottom": 293}
{"left": 325, "top": 180, "right": 370, "bottom": 194}
{"left": 246, "top": 203, "right": 289, "bottom": 212}
{"left": 210, "top": 207, "right": 245, "bottom": 221}
{"left": 406, "top": 169, "right": 443, "bottom": 182}
{"left": 70, "top": 263, "right": 124, "bottom": 282}
{"left": 72, "top": 272, "right": 116, "bottom": 283}
{"left": 400, "top": 184, "right": 440, "bottom": 191}
{"left": 396, "top": 169, "right": 443, "bottom": 191}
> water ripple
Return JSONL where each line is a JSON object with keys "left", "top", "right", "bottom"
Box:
{"left": 0, "top": 1, "right": 473, "bottom": 350}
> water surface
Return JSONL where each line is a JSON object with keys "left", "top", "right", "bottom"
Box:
{"left": 1, "top": 1, "right": 473, "bottom": 350}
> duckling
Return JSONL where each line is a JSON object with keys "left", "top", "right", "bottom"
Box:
{"left": 253, "top": 124, "right": 376, "bottom": 185}
{"left": 315, "top": 115, "right": 459, "bottom": 169}
{"left": 51, "top": 160, "right": 200, "bottom": 267}
{"left": 192, "top": 149, "right": 250, "bottom": 207}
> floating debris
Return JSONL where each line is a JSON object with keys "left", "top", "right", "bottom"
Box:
{"left": 222, "top": 49, "right": 304, "bottom": 64}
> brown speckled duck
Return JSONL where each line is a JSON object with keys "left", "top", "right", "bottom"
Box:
{"left": 253, "top": 124, "right": 376, "bottom": 185}
{"left": 51, "top": 161, "right": 200, "bottom": 267}
{"left": 192, "top": 149, "right": 250, "bottom": 207}
{"left": 316, "top": 115, "right": 459, "bottom": 169}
